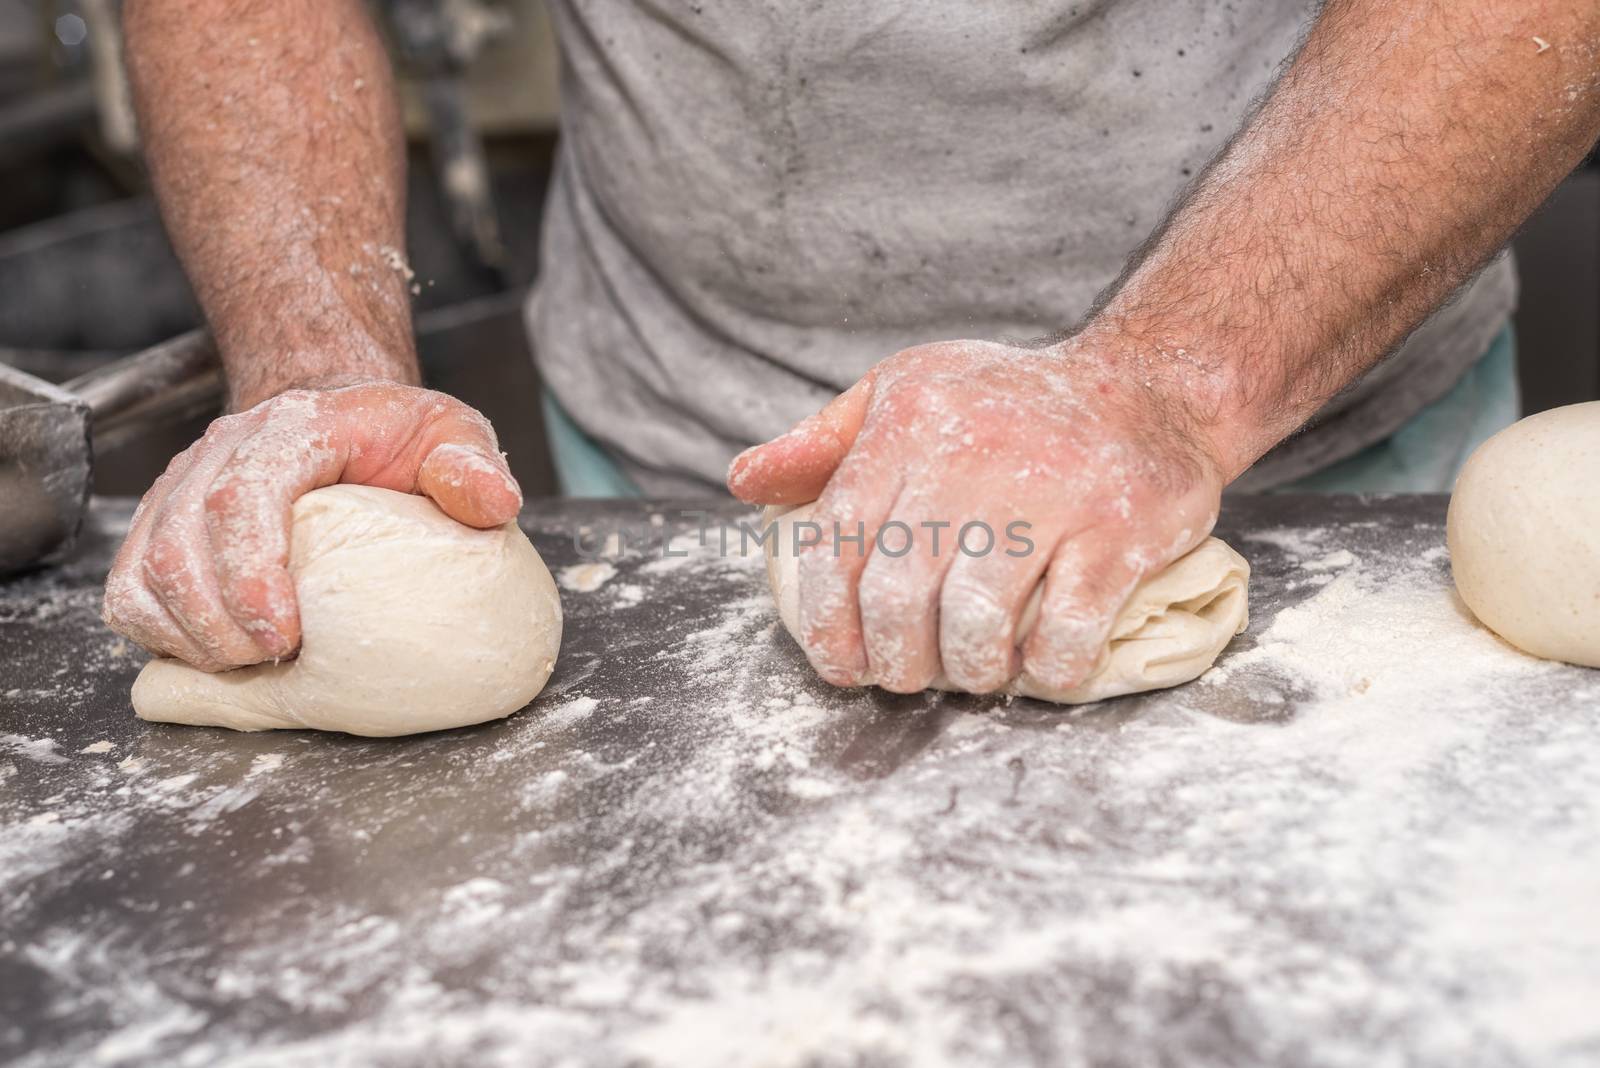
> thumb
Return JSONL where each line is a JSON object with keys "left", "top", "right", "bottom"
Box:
{"left": 413, "top": 415, "right": 524, "bottom": 528}
{"left": 727, "top": 371, "right": 876, "bottom": 504}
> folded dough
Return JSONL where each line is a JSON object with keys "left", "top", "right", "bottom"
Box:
{"left": 132, "top": 485, "right": 562, "bottom": 737}
{"left": 765, "top": 502, "right": 1248, "bottom": 704}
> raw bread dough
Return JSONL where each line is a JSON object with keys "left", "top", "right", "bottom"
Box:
{"left": 1448, "top": 401, "right": 1600, "bottom": 668}
{"left": 132, "top": 485, "right": 563, "bottom": 736}
{"left": 765, "top": 503, "right": 1249, "bottom": 703}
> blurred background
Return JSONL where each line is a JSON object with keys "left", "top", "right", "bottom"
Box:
{"left": 0, "top": 0, "right": 1595, "bottom": 499}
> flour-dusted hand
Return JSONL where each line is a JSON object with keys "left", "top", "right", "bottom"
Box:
{"left": 103, "top": 382, "right": 523, "bottom": 672}
{"left": 108, "top": 2, "right": 504, "bottom": 671}
{"left": 727, "top": 337, "right": 1230, "bottom": 696}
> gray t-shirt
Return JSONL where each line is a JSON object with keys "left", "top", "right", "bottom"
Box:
{"left": 527, "top": 0, "right": 1515, "bottom": 495}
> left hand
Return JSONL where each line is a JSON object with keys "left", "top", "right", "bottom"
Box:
{"left": 727, "top": 337, "right": 1230, "bottom": 695}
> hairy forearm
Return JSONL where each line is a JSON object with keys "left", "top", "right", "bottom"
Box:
{"left": 125, "top": 0, "right": 417, "bottom": 410}
{"left": 1084, "top": 0, "right": 1600, "bottom": 480}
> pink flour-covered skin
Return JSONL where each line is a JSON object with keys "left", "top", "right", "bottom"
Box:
{"left": 728, "top": 338, "right": 1224, "bottom": 696}
{"left": 730, "top": 1, "right": 1600, "bottom": 695}
{"left": 104, "top": 2, "right": 535, "bottom": 670}
{"left": 102, "top": 382, "right": 522, "bottom": 672}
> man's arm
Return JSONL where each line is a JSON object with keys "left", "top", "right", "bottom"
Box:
{"left": 105, "top": 0, "right": 521, "bottom": 671}
{"left": 1088, "top": 0, "right": 1600, "bottom": 480}
{"left": 728, "top": 0, "right": 1600, "bottom": 694}
{"left": 125, "top": 0, "right": 414, "bottom": 408}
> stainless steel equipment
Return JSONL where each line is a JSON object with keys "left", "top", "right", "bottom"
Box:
{"left": 0, "top": 329, "right": 220, "bottom": 574}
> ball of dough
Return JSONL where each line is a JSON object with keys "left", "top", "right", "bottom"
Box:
{"left": 132, "top": 485, "right": 563, "bottom": 736}
{"left": 764, "top": 502, "right": 1249, "bottom": 703}
{"left": 1448, "top": 401, "right": 1600, "bottom": 668}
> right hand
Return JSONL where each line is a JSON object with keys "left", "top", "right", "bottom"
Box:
{"left": 103, "top": 380, "right": 523, "bottom": 671}
{"left": 727, "top": 338, "right": 1228, "bottom": 696}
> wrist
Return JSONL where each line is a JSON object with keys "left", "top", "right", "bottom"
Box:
{"left": 1061, "top": 317, "right": 1265, "bottom": 486}
{"left": 227, "top": 353, "right": 419, "bottom": 413}
{"left": 212, "top": 249, "right": 421, "bottom": 412}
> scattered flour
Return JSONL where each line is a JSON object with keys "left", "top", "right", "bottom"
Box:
{"left": 0, "top": 735, "right": 68, "bottom": 765}
{"left": 1243, "top": 526, "right": 1328, "bottom": 559}
{"left": 611, "top": 583, "right": 645, "bottom": 608}
{"left": 558, "top": 561, "right": 617, "bottom": 593}
{"left": 1301, "top": 548, "right": 1356, "bottom": 571}
{"left": 247, "top": 753, "right": 286, "bottom": 777}
{"left": 8, "top": 508, "right": 1600, "bottom": 1068}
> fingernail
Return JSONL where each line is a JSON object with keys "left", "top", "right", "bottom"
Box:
{"left": 428, "top": 443, "right": 506, "bottom": 485}
{"left": 727, "top": 444, "right": 770, "bottom": 496}
{"left": 244, "top": 617, "right": 293, "bottom": 658}
{"left": 727, "top": 444, "right": 756, "bottom": 477}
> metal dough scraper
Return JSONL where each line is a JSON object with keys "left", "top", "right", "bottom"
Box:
{"left": 0, "top": 329, "right": 220, "bottom": 575}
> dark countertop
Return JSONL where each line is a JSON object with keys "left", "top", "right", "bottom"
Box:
{"left": 3, "top": 495, "right": 1599, "bottom": 1068}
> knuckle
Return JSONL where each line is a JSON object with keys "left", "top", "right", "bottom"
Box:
{"left": 795, "top": 618, "right": 852, "bottom": 679}
{"left": 100, "top": 581, "right": 143, "bottom": 635}
{"left": 862, "top": 617, "right": 937, "bottom": 694}
{"left": 795, "top": 539, "right": 847, "bottom": 599}
{"left": 939, "top": 562, "right": 1036, "bottom": 691}
{"left": 102, "top": 569, "right": 144, "bottom": 625}
{"left": 252, "top": 389, "right": 328, "bottom": 427}
{"left": 102, "top": 595, "right": 172, "bottom": 655}
{"left": 198, "top": 416, "right": 232, "bottom": 442}
{"left": 1056, "top": 578, "right": 1112, "bottom": 617}
{"left": 1042, "top": 595, "right": 1112, "bottom": 648}
{"left": 941, "top": 648, "right": 1007, "bottom": 691}
{"left": 196, "top": 410, "right": 252, "bottom": 447}
{"left": 1045, "top": 550, "right": 1126, "bottom": 616}
{"left": 202, "top": 479, "right": 241, "bottom": 519}
{"left": 795, "top": 586, "right": 866, "bottom": 685}
{"left": 1025, "top": 610, "right": 1109, "bottom": 687}
{"left": 270, "top": 387, "right": 320, "bottom": 406}
{"left": 140, "top": 533, "right": 194, "bottom": 598}
{"left": 1022, "top": 647, "right": 1091, "bottom": 692}
{"left": 858, "top": 556, "right": 936, "bottom": 625}
{"left": 940, "top": 571, "right": 1009, "bottom": 638}
{"left": 419, "top": 392, "right": 458, "bottom": 421}
{"left": 877, "top": 665, "right": 937, "bottom": 694}
{"left": 435, "top": 391, "right": 478, "bottom": 418}
{"left": 149, "top": 452, "right": 189, "bottom": 489}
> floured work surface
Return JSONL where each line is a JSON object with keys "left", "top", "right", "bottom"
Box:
{"left": 3, "top": 495, "right": 1598, "bottom": 1067}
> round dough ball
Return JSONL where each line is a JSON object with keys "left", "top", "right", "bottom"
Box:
{"left": 1448, "top": 401, "right": 1600, "bottom": 668}
{"left": 132, "top": 485, "right": 563, "bottom": 736}
{"left": 764, "top": 502, "right": 1249, "bottom": 703}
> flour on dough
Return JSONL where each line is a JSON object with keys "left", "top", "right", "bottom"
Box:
{"left": 765, "top": 502, "right": 1249, "bottom": 704}
{"left": 133, "top": 485, "right": 563, "bottom": 737}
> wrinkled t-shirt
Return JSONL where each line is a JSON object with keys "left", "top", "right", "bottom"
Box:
{"left": 526, "top": 0, "right": 1516, "bottom": 495}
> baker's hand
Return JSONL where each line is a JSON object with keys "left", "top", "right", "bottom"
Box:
{"left": 727, "top": 338, "right": 1228, "bottom": 694}
{"left": 103, "top": 381, "right": 522, "bottom": 671}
